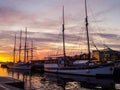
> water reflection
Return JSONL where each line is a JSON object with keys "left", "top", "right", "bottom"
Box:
{"left": 44, "top": 73, "right": 116, "bottom": 90}
{"left": 0, "top": 68, "right": 8, "bottom": 76}
{"left": 6, "top": 69, "right": 120, "bottom": 90}
{"left": 8, "top": 69, "right": 36, "bottom": 90}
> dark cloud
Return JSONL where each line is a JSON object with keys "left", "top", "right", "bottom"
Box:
{"left": 92, "top": 33, "right": 119, "bottom": 40}
{"left": 0, "top": 29, "right": 119, "bottom": 56}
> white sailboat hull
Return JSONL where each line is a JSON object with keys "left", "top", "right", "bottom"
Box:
{"left": 44, "top": 63, "right": 115, "bottom": 76}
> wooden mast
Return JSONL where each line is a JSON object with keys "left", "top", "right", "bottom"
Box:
{"left": 31, "top": 40, "right": 33, "bottom": 60}
{"left": 24, "top": 27, "right": 27, "bottom": 63}
{"left": 27, "top": 46, "right": 29, "bottom": 62}
{"left": 18, "top": 30, "right": 22, "bottom": 62}
{"left": 13, "top": 34, "right": 16, "bottom": 63}
{"left": 62, "top": 6, "right": 66, "bottom": 66}
{"left": 85, "top": 0, "right": 91, "bottom": 61}
{"left": 62, "top": 6, "right": 66, "bottom": 58}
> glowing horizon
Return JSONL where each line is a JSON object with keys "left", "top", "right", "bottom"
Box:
{"left": 0, "top": 0, "right": 120, "bottom": 62}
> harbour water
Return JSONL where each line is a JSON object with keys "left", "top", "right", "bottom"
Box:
{"left": 0, "top": 67, "right": 120, "bottom": 90}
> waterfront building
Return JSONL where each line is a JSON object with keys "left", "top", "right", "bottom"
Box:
{"left": 92, "top": 48, "right": 120, "bottom": 63}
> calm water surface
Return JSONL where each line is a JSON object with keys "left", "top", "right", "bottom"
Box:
{"left": 0, "top": 67, "right": 120, "bottom": 90}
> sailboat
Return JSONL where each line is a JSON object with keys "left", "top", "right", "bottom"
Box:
{"left": 8, "top": 28, "right": 32, "bottom": 70}
{"left": 44, "top": 0, "right": 115, "bottom": 77}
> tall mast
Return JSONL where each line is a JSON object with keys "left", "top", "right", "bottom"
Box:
{"left": 24, "top": 27, "right": 27, "bottom": 63}
{"left": 62, "top": 6, "right": 66, "bottom": 58}
{"left": 18, "top": 30, "right": 22, "bottom": 62}
{"left": 31, "top": 40, "right": 33, "bottom": 60}
{"left": 27, "top": 46, "right": 29, "bottom": 62}
{"left": 85, "top": 0, "right": 91, "bottom": 60}
{"left": 13, "top": 34, "right": 16, "bottom": 63}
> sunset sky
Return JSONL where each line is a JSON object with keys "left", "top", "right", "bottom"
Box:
{"left": 0, "top": 0, "right": 120, "bottom": 62}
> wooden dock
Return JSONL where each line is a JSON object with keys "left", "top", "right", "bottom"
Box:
{"left": 0, "top": 77, "right": 24, "bottom": 90}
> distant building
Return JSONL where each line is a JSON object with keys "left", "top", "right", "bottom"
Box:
{"left": 72, "top": 53, "right": 89, "bottom": 60}
{"left": 92, "top": 48, "right": 120, "bottom": 62}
